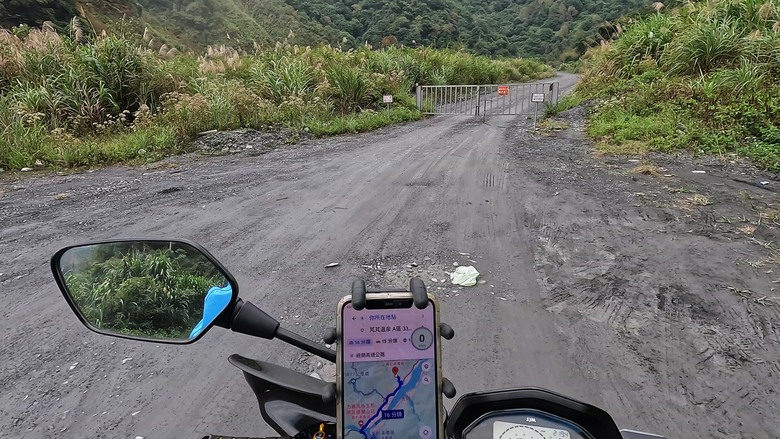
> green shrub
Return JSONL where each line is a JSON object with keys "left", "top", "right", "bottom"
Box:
{"left": 325, "top": 64, "right": 371, "bottom": 113}
{"left": 663, "top": 20, "right": 743, "bottom": 75}
{"left": 305, "top": 107, "right": 422, "bottom": 136}
{"left": 545, "top": 93, "right": 585, "bottom": 116}
{"left": 615, "top": 14, "right": 676, "bottom": 61}
{"left": 251, "top": 56, "right": 315, "bottom": 103}
{"left": 575, "top": 0, "right": 780, "bottom": 171}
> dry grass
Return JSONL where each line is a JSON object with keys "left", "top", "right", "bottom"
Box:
{"left": 538, "top": 119, "right": 570, "bottom": 132}
{"left": 595, "top": 140, "right": 650, "bottom": 156}
{"left": 664, "top": 185, "right": 692, "bottom": 194}
{"left": 687, "top": 194, "right": 712, "bottom": 206}
{"left": 738, "top": 224, "right": 757, "bottom": 235}
{"left": 675, "top": 193, "right": 713, "bottom": 211}
{"left": 728, "top": 286, "right": 780, "bottom": 306}
{"left": 198, "top": 45, "right": 241, "bottom": 74}
{"left": 746, "top": 259, "right": 767, "bottom": 268}
{"left": 750, "top": 237, "right": 776, "bottom": 250}
{"left": 759, "top": 209, "right": 780, "bottom": 226}
{"left": 632, "top": 163, "right": 662, "bottom": 176}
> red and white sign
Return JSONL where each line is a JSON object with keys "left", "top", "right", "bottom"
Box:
{"left": 498, "top": 85, "right": 509, "bottom": 96}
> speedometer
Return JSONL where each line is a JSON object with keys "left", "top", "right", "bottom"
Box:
{"left": 494, "top": 421, "right": 571, "bottom": 439}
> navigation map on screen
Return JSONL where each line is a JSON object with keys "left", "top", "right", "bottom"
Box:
{"left": 342, "top": 302, "right": 438, "bottom": 439}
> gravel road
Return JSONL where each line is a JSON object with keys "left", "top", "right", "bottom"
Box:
{"left": 2, "top": 73, "right": 779, "bottom": 439}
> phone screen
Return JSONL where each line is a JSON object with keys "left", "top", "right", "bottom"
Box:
{"left": 341, "top": 301, "right": 438, "bottom": 439}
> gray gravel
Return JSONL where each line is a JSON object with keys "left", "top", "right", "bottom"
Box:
{"left": 2, "top": 73, "right": 778, "bottom": 439}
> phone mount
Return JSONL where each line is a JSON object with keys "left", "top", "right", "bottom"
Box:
{"left": 322, "top": 277, "right": 457, "bottom": 406}
{"left": 350, "top": 278, "right": 429, "bottom": 310}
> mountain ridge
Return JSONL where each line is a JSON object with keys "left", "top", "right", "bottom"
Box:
{"left": 1, "top": 0, "right": 652, "bottom": 61}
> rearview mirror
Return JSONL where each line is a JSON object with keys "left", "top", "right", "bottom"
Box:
{"left": 51, "top": 239, "right": 238, "bottom": 343}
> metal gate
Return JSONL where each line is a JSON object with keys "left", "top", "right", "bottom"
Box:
{"left": 415, "top": 82, "right": 560, "bottom": 118}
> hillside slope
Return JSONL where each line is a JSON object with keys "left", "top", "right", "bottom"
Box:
{"left": 285, "top": 0, "right": 651, "bottom": 61}
{"left": 2, "top": 0, "right": 651, "bottom": 61}
{"left": 130, "top": 0, "right": 330, "bottom": 49}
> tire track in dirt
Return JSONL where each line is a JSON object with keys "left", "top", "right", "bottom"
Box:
{"left": 511, "top": 106, "right": 779, "bottom": 438}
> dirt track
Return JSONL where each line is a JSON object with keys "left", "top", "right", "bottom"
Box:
{"left": 2, "top": 73, "right": 779, "bottom": 438}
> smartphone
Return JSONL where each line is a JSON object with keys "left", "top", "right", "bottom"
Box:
{"left": 336, "top": 293, "right": 443, "bottom": 439}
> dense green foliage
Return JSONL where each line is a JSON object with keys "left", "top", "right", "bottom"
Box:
{"left": 286, "top": 0, "right": 650, "bottom": 62}
{"left": 0, "top": 25, "right": 552, "bottom": 170}
{"left": 62, "top": 243, "right": 228, "bottom": 339}
{"left": 577, "top": 0, "right": 780, "bottom": 171}
{"left": 0, "top": 0, "right": 77, "bottom": 30}
{"left": 2, "top": 0, "right": 650, "bottom": 62}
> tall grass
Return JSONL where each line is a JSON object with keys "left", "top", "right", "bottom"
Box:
{"left": 663, "top": 20, "right": 743, "bottom": 75}
{"left": 252, "top": 56, "right": 315, "bottom": 103}
{"left": 325, "top": 64, "right": 370, "bottom": 113}
{"left": 577, "top": 0, "right": 780, "bottom": 171}
{"left": 0, "top": 25, "right": 554, "bottom": 171}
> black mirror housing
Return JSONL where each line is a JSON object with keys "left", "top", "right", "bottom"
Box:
{"left": 51, "top": 238, "right": 240, "bottom": 345}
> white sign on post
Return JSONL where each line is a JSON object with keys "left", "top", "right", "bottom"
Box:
{"left": 382, "top": 95, "right": 393, "bottom": 103}
{"left": 531, "top": 93, "right": 546, "bottom": 103}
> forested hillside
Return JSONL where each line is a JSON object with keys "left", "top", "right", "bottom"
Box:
{"left": 0, "top": 0, "right": 77, "bottom": 30}
{"left": 1, "top": 0, "right": 651, "bottom": 62}
{"left": 286, "top": 0, "right": 651, "bottom": 62}
{"left": 0, "top": 0, "right": 326, "bottom": 50}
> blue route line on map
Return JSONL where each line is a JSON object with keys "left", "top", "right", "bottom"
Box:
{"left": 359, "top": 375, "right": 403, "bottom": 439}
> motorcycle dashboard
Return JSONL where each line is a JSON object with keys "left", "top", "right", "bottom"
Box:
{"left": 446, "top": 388, "right": 624, "bottom": 439}
{"left": 463, "top": 410, "right": 591, "bottom": 439}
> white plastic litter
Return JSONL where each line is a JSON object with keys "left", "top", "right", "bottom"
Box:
{"left": 450, "top": 266, "right": 480, "bottom": 287}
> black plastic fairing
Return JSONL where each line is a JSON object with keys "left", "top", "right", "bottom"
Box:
{"left": 229, "top": 354, "right": 333, "bottom": 398}
{"left": 446, "top": 388, "right": 623, "bottom": 439}
{"left": 259, "top": 398, "right": 335, "bottom": 437}
{"left": 231, "top": 354, "right": 335, "bottom": 437}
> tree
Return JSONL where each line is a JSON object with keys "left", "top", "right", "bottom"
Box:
{"left": 0, "top": 0, "right": 77, "bottom": 29}
{"left": 380, "top": 35, "right": 397, "bottom": 48}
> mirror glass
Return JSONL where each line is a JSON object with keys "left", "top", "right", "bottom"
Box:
{"left": 56, "top": 240, "right": 234, "bottom": 341}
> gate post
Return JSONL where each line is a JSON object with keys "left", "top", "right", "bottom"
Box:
{"left": 415, "top": 83, "right": 421, "bottom": 110}
{"left": 475, "top": 85, "right": 481, "bottom": 119}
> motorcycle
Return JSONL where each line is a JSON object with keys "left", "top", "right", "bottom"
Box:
{"left": 50, "top": 238, "right": 667, "bottom": 439}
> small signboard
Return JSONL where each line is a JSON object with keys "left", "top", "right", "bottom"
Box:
{"left": 382, "top": 95, "right": 393, "bottom": 103}
{"left": 531, "top": 93, "right": 546, "bottom": 103}
{"left": 498, "top": 85, "right": 509, "bottom": 96}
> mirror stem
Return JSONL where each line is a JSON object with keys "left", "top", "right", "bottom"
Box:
{"left": 229, "top": 300, "right": 280, "bottom": 340}
{"left": 277, "top": 327, "right": 337, "bottom": 363}
{"left": 227, "top": 300, "right": 337, "bottom": 362}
